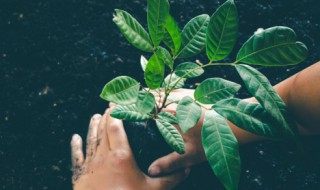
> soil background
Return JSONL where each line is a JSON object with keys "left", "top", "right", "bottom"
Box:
{"left": 1, "top": 0, "right": 320, "bottom": 189}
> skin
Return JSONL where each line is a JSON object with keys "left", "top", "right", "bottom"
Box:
{"left": 71, "top": 109, "right": 190, "bottom": 190}
{"left": 71, "top": 61, "right": 320, "bottom": 189}
{"left": 148, "top": 61, "right": 320, "bottom": 176}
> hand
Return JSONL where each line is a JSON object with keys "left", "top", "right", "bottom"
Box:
{"left": 149, "top": 89, "right": 208, "bottom": 176}
{"left": 71, "top": 109, "right": 190, "bottom": 190}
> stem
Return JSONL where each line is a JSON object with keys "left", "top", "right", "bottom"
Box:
{"left": 157, "top": 62, "right": 235, "bottom": 112}
{"left": 167, "top": 62, "right": 235, "bottom": 94}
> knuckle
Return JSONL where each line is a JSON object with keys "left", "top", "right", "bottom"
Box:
{"left": 111, "top": 150, "right": 131, "bottom": 163}
{"left": 108, "top": 122, "right": 120, "bottom": 133}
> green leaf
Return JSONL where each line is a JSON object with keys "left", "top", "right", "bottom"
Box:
{"left": 100, "top": 76, "right": 140, "bottom": 105}
{"left": 140, "top": 55, "right": 148, "bottom": 71}
{"left": 178, "top": 14, "right": 210, "bottom": 58}
{"left": 166, "top": 94, "right": 181, "bottom": 104}
{"left": 176, "top": 96, "right": 202, "bottom": 133}
{"left": 136, "top": 91, "right": 156, "bottom": 114}
{"left": 144, "top": 50, "right": 165, "bottom": 89}
{"left": 147, "top": 0, "right": 170, "bottom": 47}
{"left": 236, "top": 26, "right": 308, "bottom": 66}
{"left": 157, "top": 47, "right": 173, "bottom": 70}
{"left": 213, "top": 98, "right": 281, "bottom": 139}
{"left": 158, "top": 112, "right": 178, "bottom": 124}
{"left": 206, "top": 0, "right": 238, "bottom": 61}
{"left": 163, "top": 73, "right": 186, "bottom": 90}
{"left": 111, "top": 105, "right": 151, "bottom": 121}
{"left": 202, "top": 110, "right": 240, "bottom": 190}
{"left": 113, "top": 9, "right": 153, "bottom": 52}
{"left": 235, "top": 64, "right": 300, "bottom": 141}
{"left": 163, "top": 15, "right": 182, "bottom": 54}
{"left": 156, "top": 119, "right": 185, "bottom": 154}
{"left": 174, "top": 62, "right": 204, "bottom": 78}
{"left": 194, "top": 78, "right": 241, "bottom": 104}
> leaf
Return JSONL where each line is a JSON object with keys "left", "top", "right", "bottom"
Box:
{"left": 163, "top": 15, "right": 182, "bottom": 54}
{"left": 157, "top": 47, "right": 173, "bottom": 70}
{"left": 156, "top": 119, "right": 185, "bottom": 154}
{"left": 213, "top": 98, "right": 281, "bottom": 139}
{"left": 144, "top": 50, "right": 165, "bottom": 89}
{"left": 140, "top": 55, "right": 148, "bottom": 71}
{"left": 174, "top": 62, "right": 204, "bottom": 78}
{"left": 100, "top": 76, "right": 140, "bottom": 105}
{"left": 236, "top": 26, "right": 308, "bottom": 66}
{"left": 111, "top": 105, "right": 151, "bottom": 121}
{"left": 113, "top": 9, "right": 153, "bottom": 52}
{"left": 202, "top": 110, "right": 241, "bottom": 190}
{"left": 206, "top": 0, "right": 238, "bottom": 61}
{"left": 194, "top": 78, "right": 241, "bottom": 104}
{"left": 158, "top": 112, "right": 178, "bottom": 124}
{"left": 167, "top": 94, "right": 181, "bottom": 104}
{"left": 163, "top": 73, "right": 186, "bottom": 90}
{"left": 176, "top": 96, "right": 202, "bottom": 133}
{"left": 178, "top": 14, "right": 210, "bottom": 58}
{"left": 136, "top": 91, "right": 156, "bottom": 114}
{"left": 147, "top": 0, "right": 170, "bottom": 47}
{"left": 235, "top": 64, "right": 300, "bottom": 141}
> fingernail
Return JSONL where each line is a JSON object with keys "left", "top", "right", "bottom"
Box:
{"left": 92, "top": 114, "right": 101, "bottom": 120}
{"left": 148, "top": 166, "right": 160, "bottom": 176}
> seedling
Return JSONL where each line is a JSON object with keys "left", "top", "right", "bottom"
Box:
{"left": 100, "top": 0, "right": 308, "bottom": 189}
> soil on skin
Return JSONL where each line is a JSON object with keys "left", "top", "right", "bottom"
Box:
{"left": 0, "top": 0, "right": 320, "bottom": 189}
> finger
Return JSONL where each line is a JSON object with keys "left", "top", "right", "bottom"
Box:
{"left": 86, "top": 114, "right": 101, "bottom": 160}
{"left": 71, "top": 134, "right": 84, "bottom": 168}
{"left": 148, "top": 152, "right": 188, "bottom": 176}
{"left": 149, "top": 168, "right": 190, "bottom": 190}
{"left": 106, "top": 113, "right": 130, "bottom": 150}
{"left": 109, "top": 102, "right": 117, "bottom": 108}
{"left": 97, "top": 109, "right": 111, "bottom": 151}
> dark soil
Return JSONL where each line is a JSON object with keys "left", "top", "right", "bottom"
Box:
{"left": 0, "top": 0, "right": 320, "bottom": 189}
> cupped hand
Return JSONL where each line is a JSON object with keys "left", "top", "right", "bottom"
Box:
{"left": 149, "top": 89, "right": 208, "bottom": 176}
{"left": 71, "top": 109, "right": 190, "bottom": 190}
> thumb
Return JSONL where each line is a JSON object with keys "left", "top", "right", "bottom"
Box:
{"left": 148, "top": 168, "right": 191, "bottom": 190}
{"left": 148, "top": 152, "right": 187, "bottom": 176}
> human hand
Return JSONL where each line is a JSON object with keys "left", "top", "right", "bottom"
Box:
{"left": 149, "top": 89, "right": 208, "bottom": 176}
{"left": 71, "top": 109, "right": 190, "bottom": 190}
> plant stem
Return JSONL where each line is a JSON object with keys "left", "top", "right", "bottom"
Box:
{"left": 158, "top": 62, "right": 235, "bottom": 112}
{"left": 167, "top": 62, "right": 235, "bottom": 93}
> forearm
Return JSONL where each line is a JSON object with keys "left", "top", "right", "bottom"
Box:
{"left": 228, "top": 62, "right": 320, "bottom": 144}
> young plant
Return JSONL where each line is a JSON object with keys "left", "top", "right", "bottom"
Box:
{"left": 101, "top": 0, "right": 308, "bottom": 189}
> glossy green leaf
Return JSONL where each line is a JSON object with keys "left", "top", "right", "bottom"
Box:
{"left": 147, "top": 0, "right": 170, "bottom": 47}
{"left": 236, "top": 26, "right": 308, "bottom": 66}
{"left": 194, "top": 78, "right": 241, "bottom": 104}
{"left": 140, "top": 55, "right": 148, "bottom": 71}
{"left": 111, "top": 105, "right": 151, "bottom": 121}
{"left": 206, "top": 0, "right": 238, "bottom": 61}
{"left": 156, "top": 119, "right": 185, "bottom": 154}
{"left": 235, "top": 64, "right": 300, "bottom": 140}
{"left": 158, "top": 112, "right": 178, "bottom": 124}
{"left": 202, "top": 110, "right": 240, "bottom": 190}
{"left": 113, "top": 9, "right": 153, "bottom": 52}
{"left": 157, "top": 47, "right": 173, "bottom": 70}
{"left": 163, "top": 15, "right": 182, "bottom": 54}
{"left": 175, "top": 62, "right": 204, "bottom": 78}
{"left": 144, "top": 50, "right": 165, "bottom": 89}
{"left": 100, "top": 76, "right": 140, "bottom": 105}
{"left": 136, "top": 91, "right": 156, "bottom": 114}
{"left": 178, "top": 14, "right": 210, "bottom": 58}
{"left": 213, "top": 98, "right": 281, "bottom": 139}
{"left": 176, "top": 96, "right": 202, "bottom": 133}
{"left": 163, "top": 73, "right": 186, "bottom": 90}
